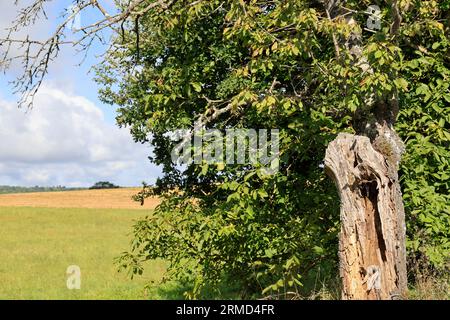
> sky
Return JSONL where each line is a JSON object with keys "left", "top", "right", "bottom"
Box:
{"left": 0, "top": 1, "right": 162, "bottom": 187}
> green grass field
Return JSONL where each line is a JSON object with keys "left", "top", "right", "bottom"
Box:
{"left": 0, "top": 207, "right": 180, "bottom": 300}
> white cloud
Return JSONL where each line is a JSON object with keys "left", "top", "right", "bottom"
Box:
{"left": 0, "top": 2, "right": 161, "bottom": 187}
{"left": 0, "top": 85, "right": 160, "bottom": 187}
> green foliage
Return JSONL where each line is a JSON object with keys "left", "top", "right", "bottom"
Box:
{"left": 395, "top": 10, "right": 450, "bottom": 273}
{"left": 97, "top": 0, "right": 450, "bottom": 298}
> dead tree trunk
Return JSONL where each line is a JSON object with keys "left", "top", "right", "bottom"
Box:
{"left": 322, "top": 0, "right": 407, "bottom": 300}
{"left": 325, "top": 132, "right": 407, "bottom": 299}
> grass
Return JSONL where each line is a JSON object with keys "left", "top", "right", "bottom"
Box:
{"left": 0, "top": 191, "right": 446, "bottom": 300}
{"left": 0, "top": 206, "right": 179, "bottom": 300}
{"left": 408, "top": 276, "right": 449, "bottom": 300}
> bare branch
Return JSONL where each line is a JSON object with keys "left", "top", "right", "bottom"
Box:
{"left": 0, "top": 0, "right": 177, "bottom": 108}
{"left": 325, "top": 8, "right": 340, "bottom": 58}
{"left": 390, "top": 0, "right": 402, "bottom": 36}
{"left": 172, "top": 98, "right": 236, "bottom": 159}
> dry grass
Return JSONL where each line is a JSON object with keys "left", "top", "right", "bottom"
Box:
{"left": 408, "top": 277, "right": 450, "bottom": 300}
{"left": 0, "top": 188, "right": 160, "bottom": 210}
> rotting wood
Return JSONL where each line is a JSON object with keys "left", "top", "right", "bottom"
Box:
{"left": 325, "top": 133, "right": 407, "bottom": 299}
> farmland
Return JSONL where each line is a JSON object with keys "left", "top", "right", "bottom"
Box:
{"left": 0, "top": 189, "right": 178, "bottom": 300}
{"left": 0, "top": 188, "right": 159, "bottom": 210}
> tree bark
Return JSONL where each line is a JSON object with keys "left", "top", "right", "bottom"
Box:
{"left": 325, "top": 132, "right": 407, "bottom": 300}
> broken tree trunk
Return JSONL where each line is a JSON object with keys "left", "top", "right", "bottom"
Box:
{"left": 325, "top": 132, "right": 407, "bottom": 300}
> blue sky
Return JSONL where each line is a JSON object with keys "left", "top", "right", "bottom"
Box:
{"left": 0, "top": 1, "right": 162, "bottom": 187}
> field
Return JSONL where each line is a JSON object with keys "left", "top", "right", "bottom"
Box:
{"left": 1, "top": 189, "right": 446, "bottom": 300}
{"left": 0, "top": 189, "right": 181, "bottom": 300}
{"left": 0, "top": 188, "right": 160, "bottom": 210}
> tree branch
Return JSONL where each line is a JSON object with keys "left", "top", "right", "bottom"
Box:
{"left": 390, "top": 0, "right": 402, "bottom": 36}
{"left": 0, "top": 0, "right": 177, "bottom": 108}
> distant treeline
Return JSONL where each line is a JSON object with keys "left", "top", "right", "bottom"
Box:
{"left": 0, "top": 185, "right": 85, "bottom": 194}
{"left": 0, "top": 181, "right": 122, "bottom": 194}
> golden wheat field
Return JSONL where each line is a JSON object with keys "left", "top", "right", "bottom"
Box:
{"left": 0, "top": 188, "right": 160, "bottom": 209}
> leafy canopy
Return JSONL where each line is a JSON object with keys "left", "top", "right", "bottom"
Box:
{"left": 97, "top": 0, "right": 450, "bottom": 298}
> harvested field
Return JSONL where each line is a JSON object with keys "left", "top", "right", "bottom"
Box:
{"left": 0, "top": 188, "right": 160, "bottom": 210}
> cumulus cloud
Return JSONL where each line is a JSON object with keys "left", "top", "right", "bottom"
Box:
{"left": 0, "top": 85, "right": 160, "bottom": 187}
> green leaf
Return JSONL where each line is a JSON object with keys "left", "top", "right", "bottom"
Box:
{"left": 191, "top": 82, "right": 202, "bottom": 92}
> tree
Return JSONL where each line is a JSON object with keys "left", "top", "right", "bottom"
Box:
{"left": 321, "top": 1, "right": 408, "bottom": 300}
{"left": 89, "top": 181, "right": 120, "bottom": 189}
{"left": 1, "top": 0, "right": 449, "bottom": 299}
